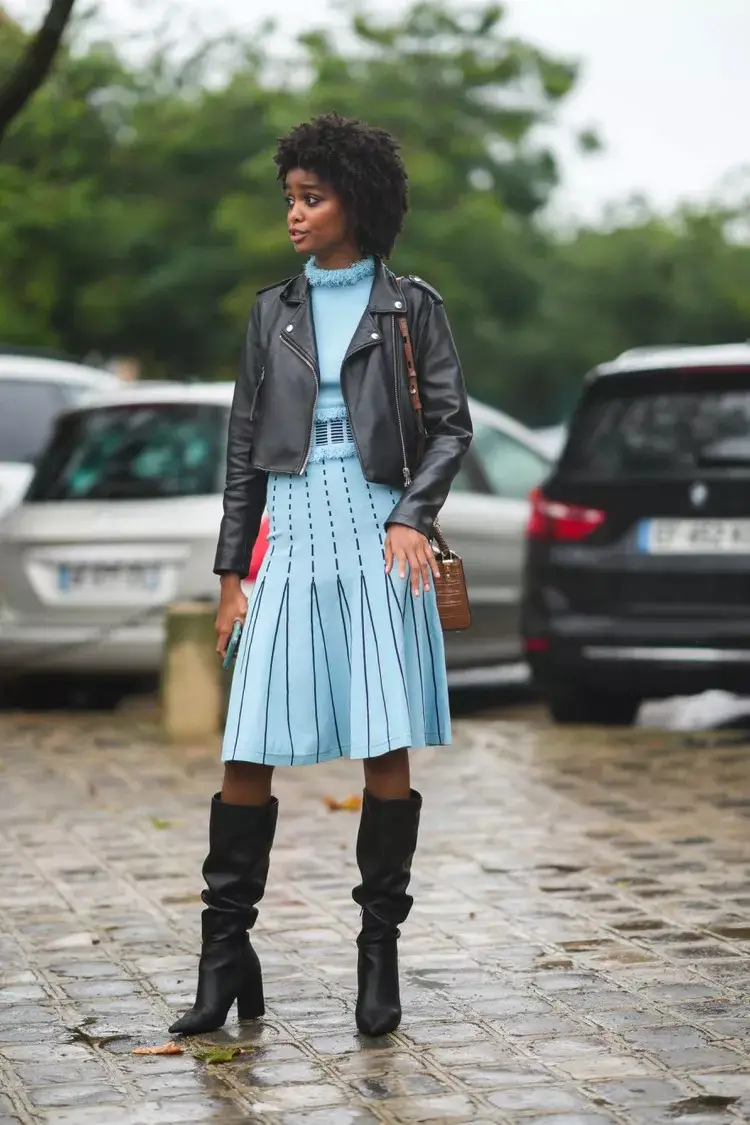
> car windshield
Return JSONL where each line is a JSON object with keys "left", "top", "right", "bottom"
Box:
{"left": 0, "top": 379, "right": 73, "bottom": 464}
{"left": 564, "top": 371, "right": 750, "bottom": 476}
{"left": 26, "top": 402, "right": 228, "bottom": 501}
{"left": 471, "top": 420, "right": 550, "bottom": 499}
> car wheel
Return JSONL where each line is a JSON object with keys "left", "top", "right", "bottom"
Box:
{"left": 545, "top": 684, "right": 641, "bottom": 726}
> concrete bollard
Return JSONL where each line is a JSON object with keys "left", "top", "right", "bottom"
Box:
{"left": 161, "top": 601, "right": 226, "bottom": 743}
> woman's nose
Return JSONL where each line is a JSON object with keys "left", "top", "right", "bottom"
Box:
{"left": 288, "top": 201, "right": 305, "bottom": 225}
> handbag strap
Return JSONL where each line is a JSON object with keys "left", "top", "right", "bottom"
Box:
{"left": 395, "top": 283, "right": 452, "bottom": 558}
{"left": 398, "top": 315, "right": 423, "bottom": 418}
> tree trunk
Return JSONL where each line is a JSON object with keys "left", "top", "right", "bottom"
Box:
{"left": 0, "top": 0, "right": 76, "bottom": 143}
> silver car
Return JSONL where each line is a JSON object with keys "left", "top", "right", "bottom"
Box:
{"left": 0, "top": 353, "right": 121, "bottom": 519}
{"left": 440, "top": 400, "right": 551, "bottom": 684}
{"left": 0, "top": 384, "right": 549, "bottom": 687}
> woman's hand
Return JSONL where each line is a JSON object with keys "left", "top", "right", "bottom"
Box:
{"left": 215, "top": 575, "right": 249, "bottom": 657}
{"left": 385, "top": 523, "right": 440, "bottom": 597}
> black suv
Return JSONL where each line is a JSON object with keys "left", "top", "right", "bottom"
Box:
{"left": 521, "top": 344, "right": 750, "bottom": 724}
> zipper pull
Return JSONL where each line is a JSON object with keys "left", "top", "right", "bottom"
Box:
{"left": 403, "top": 468, "right": 412, "bottom": 487}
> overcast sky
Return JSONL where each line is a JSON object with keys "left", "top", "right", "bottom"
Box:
{"left": 12, "top": 0, "right": 750, "bottom": 220}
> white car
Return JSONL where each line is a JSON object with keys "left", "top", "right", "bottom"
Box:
{"left": 0, "top": 354, "right": 121, "bottom": 519}
{"left": 532, "top": 424, "right": 567, "bottom": 461}
{"left": 0, "top": 383, "right": 242, "bottom": 694}
{"left": 0, "top": 383, "right": 549, "bottom": 698}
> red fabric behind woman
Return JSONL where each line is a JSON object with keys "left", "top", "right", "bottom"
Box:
{"left": 247, "top": 513, "right": 269, "bottom": 582}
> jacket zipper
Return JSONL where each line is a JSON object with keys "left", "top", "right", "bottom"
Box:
{"left": 280, "top": 333, "right": 318, "bottom": 473}
{"left": 249, "top": 368, "right": 265, "bottom": 422}
{"left": 391, "top": 316, "right": 412, "bottom": 487}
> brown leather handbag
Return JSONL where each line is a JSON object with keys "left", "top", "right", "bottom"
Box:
{"left": 395, "top": 308, "right": 472, "bottom": 632}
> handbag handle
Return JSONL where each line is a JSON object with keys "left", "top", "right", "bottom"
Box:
{"left": 395, "top": 287, "right": 451, "bottom": 558}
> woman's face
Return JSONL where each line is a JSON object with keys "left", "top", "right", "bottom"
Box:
{"left": 284, "top": 168, "right": 356, "bottom": 261}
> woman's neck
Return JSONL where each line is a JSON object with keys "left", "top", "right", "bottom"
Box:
{"left": 313, "top": 247, "right": 364, "bottom": 271}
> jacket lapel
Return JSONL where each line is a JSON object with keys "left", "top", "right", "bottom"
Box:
{"left": 343, "top": 260, "right": 405, "bottom": 363}
{"left": 280, "top": 275, "right": 318, "bottom": 373}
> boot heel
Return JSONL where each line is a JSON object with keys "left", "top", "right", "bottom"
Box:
{"left": 237, "top": 973, "right": 264, "bottom": 1020}
{"left": 237, "top": 942, "right": 264, "bottom": 1020}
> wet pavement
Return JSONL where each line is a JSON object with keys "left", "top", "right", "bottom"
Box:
{"left": 3, "top": 705, "right": 750, "bottom": 1123}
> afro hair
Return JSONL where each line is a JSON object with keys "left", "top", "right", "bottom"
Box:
{"left": 274, "top": 113, "right": 409, "bottom": 259}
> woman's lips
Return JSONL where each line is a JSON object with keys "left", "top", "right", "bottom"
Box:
{"left": 289, "top": 230, "right": 308, "bottom": 243}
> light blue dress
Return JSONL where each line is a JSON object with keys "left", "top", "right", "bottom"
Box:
{"left": 222, "top": 257, "right": 451, "bottom": 766}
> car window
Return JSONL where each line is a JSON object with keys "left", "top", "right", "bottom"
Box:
{"left": 471, "top": 421, "right": 550, "bottom": 499}
{"left": 27, "top": 403, "right": 229, "bottom": 502}
{"left": 0, "top": 379, "right": 68, "bottom": 464}
{"left": 564, "top": 371, "right": 750, "bottom": 476}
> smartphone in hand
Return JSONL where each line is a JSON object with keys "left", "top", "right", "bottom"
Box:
{"left": 222, "top": 619, "right": 243, "bottom": 670}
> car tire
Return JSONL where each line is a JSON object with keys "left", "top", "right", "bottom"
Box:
{"left": 544, "top": 684, "right": 641, "bottom": 726}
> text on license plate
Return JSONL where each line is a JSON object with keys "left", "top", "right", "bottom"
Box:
{"left": 58, "top": 563, "right": 163, "bottom": 592}
{"left": 640, "top": 519, "right": 750, "bottom": 554}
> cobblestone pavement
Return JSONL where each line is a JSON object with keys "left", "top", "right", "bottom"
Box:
{"left": 5, "top": 708, "right": 750, "bottom": 1124}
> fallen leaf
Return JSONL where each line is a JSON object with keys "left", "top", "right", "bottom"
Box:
{"left": 195, "top": 1046, "right": 246, "bottom": 1064}
{"left": 150, "top": 817, "right": 172, "bottom": 830}
{"left": 132, "top": 1042, "right": 184, "bottom": 1056}
{"left": 323, "top": 794, "right": 362, "bottom": 812}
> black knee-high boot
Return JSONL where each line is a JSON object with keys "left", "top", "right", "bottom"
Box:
{"left": 352, "top": 788, "right": 421, "bottom": 1036}
{"left": 169, "top": 794, "right": 278, "bottom": 1035}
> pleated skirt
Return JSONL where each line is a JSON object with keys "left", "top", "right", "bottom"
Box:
{"left": 221, "top": 456, "right": 452, "bottom": 766}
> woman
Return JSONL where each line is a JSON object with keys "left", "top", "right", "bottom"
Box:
{"left": 170, "top": 113, "right": 472, "bottom": 1039}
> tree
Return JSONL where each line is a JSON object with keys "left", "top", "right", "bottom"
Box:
{"left": 1, "top": 0, "right": 748, "bottom": 427}
{"left": 493, "top": 199, "right": 750, "bottom": 424}
{"left": 0, "top": 0, "right": 76, "bottom": 143}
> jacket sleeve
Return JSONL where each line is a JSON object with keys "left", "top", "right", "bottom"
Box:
{"left": 386, "top": 297, "right": 472, "bottom": 539}
{"left": 213, "top": 301, "right": 269, "bottom": 575}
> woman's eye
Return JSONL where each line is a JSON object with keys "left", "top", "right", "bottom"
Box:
{"left": 305, "top": 196, "right": 320, "bottom": 207}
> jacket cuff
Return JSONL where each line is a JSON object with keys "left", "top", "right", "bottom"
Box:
{"left": 213, "top": 530, "right": 253, "bottom": 576}
{"left": 385, "top": 502, "right": 435, "bottom": 540}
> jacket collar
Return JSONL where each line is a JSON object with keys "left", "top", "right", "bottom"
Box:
{"left": 279, "top": 257, "right": 405, "bottom": 314}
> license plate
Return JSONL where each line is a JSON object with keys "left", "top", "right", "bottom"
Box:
{"left": 58, "top": 563, "right": 163, "bottom": 593}
{"left": 640, "top": 519, "right": 750, "bottom": 555}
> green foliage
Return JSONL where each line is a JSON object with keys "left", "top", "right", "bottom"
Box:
{"left": 0, "top": 0, "right": 748, "bottom": 425}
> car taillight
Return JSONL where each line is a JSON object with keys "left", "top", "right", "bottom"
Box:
{"left": 527, "top": 488, "right": 605, "bottom": 542}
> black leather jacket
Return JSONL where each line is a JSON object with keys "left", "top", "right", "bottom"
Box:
{"left": 214, "top": 258, "right": 472, "bottom": 575}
